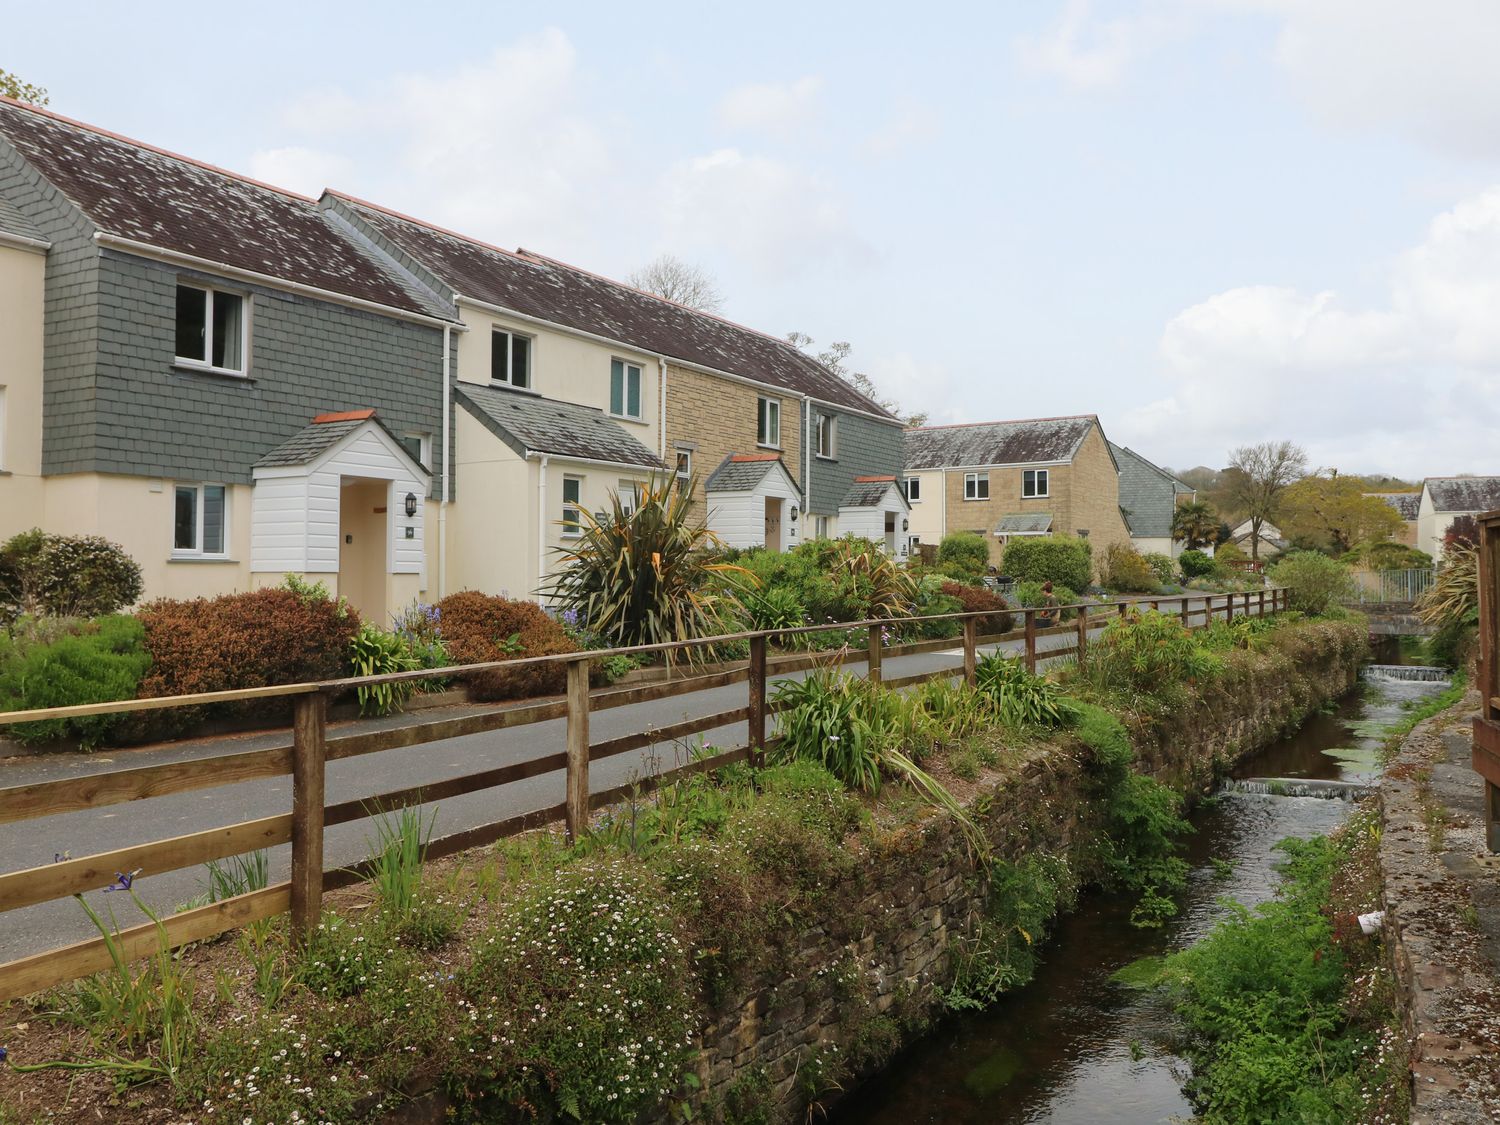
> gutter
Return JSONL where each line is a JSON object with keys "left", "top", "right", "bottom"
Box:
{"left": 439, "top": 323, "right": 451, "bottom": 599}
{"left": 658, "top": 356, "right": 667, "bottom": 460}
{"left": 94, "top": 232, "right": 465, "bottom": 331}
{"left": 0, "top": 230, "right": 49, "bottom": 254}
{"left": 534, "top": 452, "right": 549, "bottom": 600}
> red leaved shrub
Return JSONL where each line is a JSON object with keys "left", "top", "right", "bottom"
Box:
{"left": 435, "top": 591, "right": 577, "bottom": 701}
{"left": 940, "top": 582, "right": 1014, "bottom": 636}
{"left": 133, "top": 588, "right": 361, "bottom": 734}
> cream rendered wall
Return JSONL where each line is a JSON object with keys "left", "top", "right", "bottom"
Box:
{"left": 903, "top": 470, "right": 944, "bottom": 546}
{"left": 1132, "top": 536, "right": 1174, "bottom": 557}
{"left": 448, "top": 408, "right": 534, "bottom": 599}
{"left": 42, "top": 474, "right": 254, "bottom": 603}
{"left": 541, "top": 457, "right": 652, "bottom": 599}
{"left": 0, "top": 243, "right": 46, "bottom": 541}
{"left": 453, "top": 302, "right": 660, "bottom": 452}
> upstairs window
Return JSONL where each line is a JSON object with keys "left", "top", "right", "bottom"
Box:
{"left": 1023, "top": 469, "right": 1049, "bottom": 498}
{"left": 674, "top": 449, "right": 692, "bottom": 486}
{"left": 964, "top": 472, "right": 989, "bottom": 501}
{"left": 815, "top": 412, "right": 837, "bottom": 458}
{"left": 175, "top": 284, "right": 245, "bottom": 374}
{"left": 561, "top": 475, "right": 582, "bottom": 537}
{"left": 491, "top": 328, "right": 532, "bottom": 388}
{"left": 174, "top": 483, "right": 227, "bottom": 556}
{"left": 610, "top": 359, "right": 642, "bottom": 419}
{"left": 904, "top": 477, "right": 921, "bottom": 503}
{"left": 757, "top": 396, "right": 781, "bottom": 448}
{"left": 401, "top": 432, "right": 432, "bottom": 469}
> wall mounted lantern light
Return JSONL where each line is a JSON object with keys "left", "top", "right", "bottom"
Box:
{"left": 404, "top": 492, "right": 418, "bottom": 518}
{"left": 902, "top": 517, "right": 910, "bottom": 532}
{"left": 789, "top": 505, "right": 800, "bottom": 522}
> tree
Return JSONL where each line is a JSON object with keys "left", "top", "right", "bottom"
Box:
{"left": 0, "top": 70, "right": 48, "bottom": 106}
{"left": 1170, "top": 499, "right": 1220, "bottom": 550}
{"left": 785, "top": 332, "right": 928, "bottom": 426}
{"left": 1279, "top": 472, "right": 1404, "bottom": 555}
{"left": 1224, "top": 441, "right": 1308, "bottom": 563}
{"left": 627, "top": 254, "right": 724, "bottom": 313}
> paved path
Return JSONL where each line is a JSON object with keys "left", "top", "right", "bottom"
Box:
{"left": 0, "top": 597, "right": 1263, "bottom": 961}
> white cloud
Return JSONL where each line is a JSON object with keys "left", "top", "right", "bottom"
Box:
{"left": 660, "top": 148, "right": 874, "bottom": 280}
{"left": 1120, "top": 186, "right": 1500, "bottom": 476}
{"left": 1015, "top": 0, "right": 1173, "bottom": 91}
{"left": 717, "top": 76, "right": 823, "bottom": 138}
{"left": 861, "top": 105, "right": 940, "bottom": 159}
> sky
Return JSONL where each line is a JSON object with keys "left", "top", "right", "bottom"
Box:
{"left": 8, "top": 0, "right": 1500, "bottom": 478}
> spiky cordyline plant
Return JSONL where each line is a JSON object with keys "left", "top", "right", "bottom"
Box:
{"left": 1417, "top": 541, "right": 1477, "bottom": 627}
{"left": 540, "top": 475, "right": 749, "bottom": 659}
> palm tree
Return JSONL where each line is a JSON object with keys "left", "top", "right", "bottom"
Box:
{"left": 1172, "top": 500, "right": 1221, "bottom": 550}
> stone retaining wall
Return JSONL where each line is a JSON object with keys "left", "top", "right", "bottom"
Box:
{"left": 690, "top": 625, "right": 1365, "bottom": 1122}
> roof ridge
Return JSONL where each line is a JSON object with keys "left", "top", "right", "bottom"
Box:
{"left": 324, "top": 189, "right": 541, "bottom": 269}
{"left": 0, "top": 94, "right": 318, "bottom": 204}
{"left": 908, "top": 413, "right": 1097, "bottom": 432}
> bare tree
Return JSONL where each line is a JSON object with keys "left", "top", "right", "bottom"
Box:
{"left": 0, "top": 69, "right": 49, "bottom": 106}
{"left": 1225, "top": 440, "right": 1308, "bottom": 563}
{"left": 786, "top": 332, "right": 928, "bottom": 427}
{"left": 627, "top": 254, "right": 724, "bottom": 313}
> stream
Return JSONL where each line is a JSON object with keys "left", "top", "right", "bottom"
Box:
{"left": 836, "top": 662, "right": 1451, "bottom": 1124}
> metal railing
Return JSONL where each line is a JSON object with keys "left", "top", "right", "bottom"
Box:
{"left": 1348, "top": 568, "right": 1434, "bottom": 604}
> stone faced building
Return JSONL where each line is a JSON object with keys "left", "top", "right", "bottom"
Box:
{"left": 902, "top": 414, "right": 1131, "bottom": 566}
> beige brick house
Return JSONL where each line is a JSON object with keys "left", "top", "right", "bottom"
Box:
{"left": 902, "top": 414, "right": 1131, "bottom": 568}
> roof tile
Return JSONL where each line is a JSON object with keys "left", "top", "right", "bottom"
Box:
{"left": 457, "top": 383, "right": 661, "bottom": 469}
{"left": 905, "top": 415, "right": 1097, "bottom": 470}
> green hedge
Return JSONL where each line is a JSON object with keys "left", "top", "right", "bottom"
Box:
{"left": 1001, "top": 536, "right": 1093, "bottom": 591}
{"left": 0, "top": 615, "right": 150, "bottom": 749}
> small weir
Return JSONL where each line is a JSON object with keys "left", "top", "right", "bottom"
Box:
{"left": 837, "top": 660, "right": 1452, "bottom": 1124}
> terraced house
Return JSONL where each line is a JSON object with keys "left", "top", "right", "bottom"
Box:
{"left": 0, "top": 97, "right": 906, "bottom": 616}
{"left": 902, "top": 414, "right": 1131, "bottom": 565}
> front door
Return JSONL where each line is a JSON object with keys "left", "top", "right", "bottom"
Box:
{"left": 338, "top": 477, "right": 389, "bottom": 621}
{"left": 764, "top": 496, "right": 782, "bottom": 552}
{"left": 884, "top": 511, "right": 897, "bottom": 554}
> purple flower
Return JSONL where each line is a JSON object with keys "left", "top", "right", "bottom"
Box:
{"left": 54, "top": 851, "right": 71, "bottom": 864}
{"left": 0, "top": 1046, "right": 9, "bottom": 1062}
{"left": 103, "top": 868, "right": 141, "bottom": 893}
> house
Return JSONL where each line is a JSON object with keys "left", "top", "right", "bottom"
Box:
{"left": 0, "top": 96, "right": 909, "bottom": 620}
{"left": 0, "top": 97, "right": 453, "bottom": 623}
{"left": 1365, "top": 492, "right": 1421, "bottom": 548}
{"left": 1111, "top": 443, "right": 1195, "bottom": 557}
{"left": 902, "top": 414, "right": 1130, "bottom": 567}
{"left": 1417, "top": 477, "right": 1500, "bottom": 560}
{"left": 324, "top": 190, "right": 905, "bottom": 569}
{"left": 1228, "top": 519, "right": 1289, "bottom": 558}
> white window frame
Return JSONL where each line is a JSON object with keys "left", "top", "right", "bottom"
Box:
{"left": 815, "top": 411, "right": 837, "bottom": 459}
{"left": 172, "top": 482, "right": 229, "bottom": 558}
{"left": 609, "top": 358, "right": 644, "bottom": 421}
{"left": 0, "top": 384, "right": 7, "bottom": 471}
{"left": 904, "top": 476, "right": 921, "bottom": 503}
{"left": 757, "top": 396, "right": 781, "bottom": 449}
{"left": 909, "top": 534, "right": 921, "bottom": 546}
{"left": 1023, "top": 468, "right": 1050, "bottom": 498}
{"left": 491, "top": 327, "right": 533, "bottom": 389}
{"left": 964, "top": 472, "right": 989, "bottom": 501}
{"left": 674, "top": 449, "right": 692, "bottom": 486}
{"left": 815, "top": 515, "right": 831, "bottom": 539}
{"left": 561, "top": 475, "right": 583, "bottom": 538}
{"left": 402, "top": 432, "right": 432, "bottom": 470}
{"left": 617, "top": 479, "right": 644, "bottom": 516}
{"left": 174, "top": 282, "right": 248, "bottom": 376}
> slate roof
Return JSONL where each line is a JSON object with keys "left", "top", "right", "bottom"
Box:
{"left": 1111, "top": 443, "right": 1194, "bottom": 539}
{"left": 904, "top": 415, "right": 1099, "bottom": 470}
{"left": 994, "top": 513, "right": 1054, "bottom": 535}
{"left": 254, "top": 409, "right": 428, "bottom": 472}
{"left": 0, "top": 98, "right": 441, "bottom": 318}
{"left": 840, "top": 477, "right": 904, "bottom": 508}
{"left": 324, "top": 192, "right": 897, "bottom": 420}
{"left": 1367, "top": 492, "right": 1421, "bottom": 521}
{"left": 0, "top": 193, "right": 45, "bottom": 243}
{"left": 705, "top": 453, "right": 790, "bottom": 493}
{"left": 1423, "top": 477, "right": 1500, "bottom": 514}
{"left": 457, "top": 383, "right": 661, "bottom": 469}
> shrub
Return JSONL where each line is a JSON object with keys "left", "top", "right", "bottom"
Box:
{"left": 1014, "top": 580, "right": 1078, "bottom": 620}
{"left": 0, "top": 529, "right": 143, "bottom": 622}
{"left": 1267, "top": 551, "right": 1354, "bottom": 616}
{"left": 1142, "top": 552, "right": 1176, "bottom": 586}
{"left": 1084, "top": 610, "right": 1222, "bottom": 697}
{"left": 137, "top": 587, "right": 360, "bottom": 724}
{"left": 435, "top": 590, "right": 577, "bottom": 700}
{"left": 770, "top": 667, "right": 934, "bottom": 790}
{"left": 939, "top": 581, "right": 1013, "bottom": 635}
{"left": 937, "top": 532, "right": 990, "bottom": 575}
{"left": 1345, "top": 540, "right": 1432, "bottom": 571}
{"left": 974, "top": 653, "right": 1074, "bottom": 727}
{"left": 1178, "top": 549, "right": 1215, "bottom": 579}
{"left": 348, "top": 622, "right": 421, "bottom": 717}
{"left": 799, "top": 537, "right": 918, "bottom": 622}
{"left": 1213, "top": 540, "right": 1249, "bottom": 566}
{"left": 1001, "top": 536, "right": 1092, "bottom": 592}
{"left": 1099, "top": 544, "right": 1159, "bottom": 594}
{"left": 541, "top": 476, "right": 741, "bottom": 652}
{"left": 738, "top": 583, "right": 807, "bottom": 632}
{"left": 0, "top": 615, "right": 150, "bottom": 748}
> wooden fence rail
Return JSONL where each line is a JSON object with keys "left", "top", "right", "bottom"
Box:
{"left": 0, "top": 588, "right": 1287, "bottom": 1000}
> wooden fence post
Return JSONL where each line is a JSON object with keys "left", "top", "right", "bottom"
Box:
{"left": 868, "top": 624, "right": 883, "bottom": 685}
{"left": 565, "top": 657, "right": 591, "bottom": 843}
{"left": 1024, "top": 610, "right": 1037, "bottom": 673}
{"left": 1117, "top": 601, "right": 1128, "bottom": 618}
{"left": 748, "top": 634, "right": 767, "bottom": 767}
{"left": 1180, "top": 596, "right": 1191, "bottom": 628}
{"left": 1076, "top": 604, "right": 1089, "bottom": 664}
{"left": 1258, "top": 589, "right": 1266, "bottom": 616}
{"left": 1224, "top": 595, "right": 1234, "bottom": 623}
{"left": 290, "top": 691, "right": 327, "bottom": 946}
{"left": 963, "top": 618, "right": 978, "bottom": 686}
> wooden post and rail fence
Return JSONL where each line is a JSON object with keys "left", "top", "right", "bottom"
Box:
{"left": 0, "top": 588, "right": 1288, "bottom": 1001}
{"left": 1471, "top": 510, "right": 1500, "bottom": 852}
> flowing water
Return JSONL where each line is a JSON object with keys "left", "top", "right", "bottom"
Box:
{"left": 836, "top": 665, "right": 1451, "bottom": 1124}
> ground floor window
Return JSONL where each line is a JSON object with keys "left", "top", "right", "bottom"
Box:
{"left": 174, "top": 483, "right": 227, "bottom": 556}
{"left": 562, "top": 475, "right": 583, "bottom": 537}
